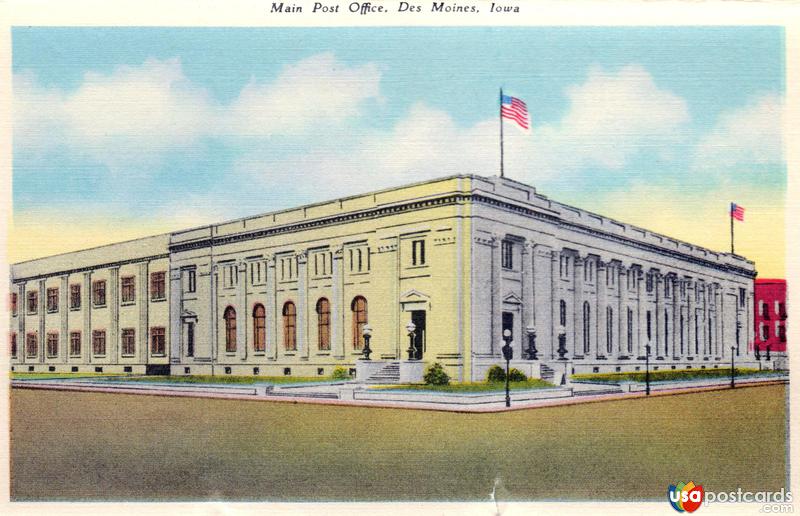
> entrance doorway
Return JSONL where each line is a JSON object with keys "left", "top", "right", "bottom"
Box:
{"left": 411, "top": 310, "right": 426, "bottom": 360}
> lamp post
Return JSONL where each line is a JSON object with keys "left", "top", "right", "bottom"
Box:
{"left": 645, "top": 344, "right": 651, "bottom": 396}
{"left": 406, "top": 321, "right": 416, "bottom": 361}
{"left": 502, "top": 329, "right": 513, "bottom": 408}
{"left": 730, "top": 345, "right": 736, "bottom": 389}
{"left": 361, "top": 324, "right": 373, "bottom": 360}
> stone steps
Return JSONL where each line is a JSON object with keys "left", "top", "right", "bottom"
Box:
{"left": 365, "top": 362, "right": 401, "bottom": 384}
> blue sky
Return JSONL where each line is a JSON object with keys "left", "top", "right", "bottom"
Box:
{"left": 11, "top": 26, "right": 786, "bottom": 275}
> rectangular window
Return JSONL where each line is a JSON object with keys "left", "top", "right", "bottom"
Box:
{"left": 560, "top": 255, "right": 571, "bottom": 280}
{"left": 46, "top": 288, "right": 59, "bottom": 312}
{"left": 151, "top": 272, "right": 166, "bottom": 300}
{"left": 187, "top": 322, "right": 195, "bottom": 357}
{"left": 26, "top": 332, "right": 38, "bottom": 357}
{"left": 46, "top": 332, "right": 58, "bottom": 357}
{"left": 739, "top": 288, "right": 746, "bottom": 308}
{"left": 70, "top": 331, "right": 81, "bottom": 357}
{"left": 11, "top": 293, "right": 17, "bottom": 316}
{"left": 151, "top": 327, "right": 166, "bottom": 356}
{"left": 501, "top": 240, "right": 513, "bottom": 270}
{"left": 92, "top": 280, "right": 106, "bottom": 306}
{"left": 761, "top": 323, "right": 768, "bottom": 341}
{"left": 10, "top": 333, "right": 17, "bottom": 358}
{"left": 412, "top": 240, "right": 426, "bottom": 266}
{"left": 584, "top": 260, "right": 594, "bottom": 283}
{"left": 626, "top": 308, "right": 633, "bottom": 353}
{"left": 646, "top": 273, "right": 654, "bottom": 293}
{"left": 779, "top": 302, "right": 786, "bottom": 319}
{"left": 121, "top": 276, "right": 136, "bottom": 303}
{"left": 70, "top": 284, "right": 81, "bottom": 309}
{"left": 779, "top": 324, "right": 786, "bottom": 343}
{"left": 665, "top": 279, "right": 672, "bottom": 298}
{"left": 121, "top": 328, "right": 136, "bottom": 356}
{"left": 187, "top": 269, "right": 196, "bottom": 293}
{"left": 646, "top": 311, "right": 652, "bottom": 341}
{"left": 27, "top": 291, "right": 38, "bottom": 314}
{"left": 92, "top": 330, "right": 106, "bottom": 356}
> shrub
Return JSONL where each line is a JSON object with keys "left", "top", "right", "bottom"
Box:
{"left": 424, "top": 363, "right": 451, "bottom": 385}
{"left": 331, "top": 366, "right": 350, "bottom": 380}
{"left": 507, "top": 368, "right": 527, "bottom": 382}
{"left": 486, "top": 365, "right": 506, "bottom": 383}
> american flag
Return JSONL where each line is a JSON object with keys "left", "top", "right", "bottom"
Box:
{"left": 501, "top": 94, "right": 530, "bottom": 132}
{"left": 730, "top": 202, "right": 745, "bottom": 221}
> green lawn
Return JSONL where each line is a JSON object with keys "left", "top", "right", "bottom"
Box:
{"left": 10, "top": 384, "right": 787, "bottom": 501}
{"left": 117, "top": 374, "right": 345, "bottom": 385}
{"left": 572, "top": 367, "right": 785, "bottom": 384}
{"left": 374, "top": 379, "right": 555, "bottom": 392}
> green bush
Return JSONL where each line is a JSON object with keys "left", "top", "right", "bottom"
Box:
{"left": 424, "top": 363, "right": 451, "bottom": 385}
{"left": 486, "top": 365, "right": 506, "bottom": 383}
{"left": 331, "top": 366, "right": 350, "bottom": 380}
{"left": 508, "top": 368, "right": 527, "bottom": 382}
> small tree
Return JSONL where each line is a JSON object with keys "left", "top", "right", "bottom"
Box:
{"left": 486, "top": 365, "right": 506, "bottom": 383}
{"left": 424, "top": 363, "right": 450, "bottom": 385}
{"left": 331, "top": 366, "right": 350, "bottom": 380}
{"left": 507, "top": 368, "right": 527, "bottom": 382}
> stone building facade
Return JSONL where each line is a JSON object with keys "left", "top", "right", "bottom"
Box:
{"left": 9, "top": 175, "right": 759, "bottom": 382}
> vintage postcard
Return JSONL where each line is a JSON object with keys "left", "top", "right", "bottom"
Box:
{"left": 1, "top": 1, "right": 798, "bottom": 515}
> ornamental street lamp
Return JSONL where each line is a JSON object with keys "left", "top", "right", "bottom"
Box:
{"left": 525, "top": 327, "right": 538, "bottom": 360}
{"left": 361, "top": 325, "right": 373, "bottom": 360}
{"left": 502, "top": 329, "right": 514, "bottom": 408}
{"left": 645, "top": 344, "right": 651, "bottom": 396}
{"left": 730, "top": 345, "right": 736, "bottom": 389}
{"left": 406, "top": 321, "right": 416, "bottom": 361}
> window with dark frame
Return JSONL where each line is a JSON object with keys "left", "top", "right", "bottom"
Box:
{"left": 27, "top": 291, "right": 38, "bottom": 314}
{"left": 11, "top": 333, "right": 17, "bottom": 358}
{"left": 186, "top": 321, "right": 195, "bottom": 357}
{"left": 46, "top": 332, "right": 58, "bottom": 357}
{"left": 70, "top": 331, "right": 81, "bottom": 357}
{"left": 11, "top": 293, "right": 17, "bottom": 316}
{"left": 224, "top": 307, "right": 237, "bottom": 353}
{"left": 739, "top": 288, "right": 746, "bottom": 308}
{"left": 646, "top": 311, "right": 652, "bottom": 341}
{"left": 26, "top": 332, "right": 37, "bottom": 357}
{"left": 121, "top": 328, "right": 135, "bottom": 356}
{"left": 46, "top": 287, "right": 59, "bottom": 312}
{"left": 351, "top": 296, "right": 368, "bottom": 350}
{"left": 150, "top": 272, "right": 166, "bottom": 300}
{"left": 121, "top": 276, "right": 136, "bottom": 303}
{"left": 150, "top": 327, "right": 166, "bottom": 356}
{"left": 283, "top": 302, "right": 297, "bottom": 351}
{"left": 411, "top": 240, "right": 426, "bottom": 266}
{"left": 70, "top": 284, "right": 81, "bottom": 309}
{"left": 92, "top": 330, "right": 106, "bottom": 356}
{"left": 501, "top": 240, "right": 513, "bottom": 270}
{"left": 253, "top": 304, "right": 266, "bottom": 352}
{"left": 92, "top": 280, "right": 106, "bottom": 306}
{"left": 316, "top": 298, "right": 331, "bottom": 351}
{"left": 559, "top": 300, "right": 567, "bottom": 326}
{"left": 187, "top": 270, "right": 196, "bottom": 293}
{"left": 582, "top": 301, "right": 590, "bottom": 354}
{"left": 606, "top": 306, "right": 613, "bottom": 354}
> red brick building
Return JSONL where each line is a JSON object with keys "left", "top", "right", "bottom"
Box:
{"left": 754, "top": 279, "right": 787, "bottom": 354}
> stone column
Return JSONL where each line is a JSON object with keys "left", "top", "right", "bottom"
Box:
{"left": 331, "top": 247, "right": 344, "bottom": 360}
{"left": 597, "top": 261, "right": 607, "bottom": 358}
{"left": 617, "top": 265, "right": 625, "bottom": 356}
{"left": 573, "top": 256, "right": 584, "bottom": 357}
{"left": 210, "top": 264, "right": 219, "bottom": 364}
{"left": 38, "top": 279, "right": 45, "bottom": 363}
{"left": 490, "top": 237, "right": 501, "bottom": 355}
{"left": 236, "top": 261, "right": 247, "bottom": 361}
{"left": 60, "top": 275, "right": 69, "bottom": 364}
{"left": 654, "top": 273, "right": 663, "bottom": 358}
{"left": 521, "top": 242, "right": 534, "bottom": 358}
{"left": 265, "top": 256, "right": 277, "bottom": 360}
{"left": 17, "top": 283, "right": 25, "bottom": 365}
{"left": 138, "top": 262, "right": 149, "bottom": 365}
{"left": 635, "top": 267, "right": 645, "bottom": 357}
{"left": 169, "top": 267, "right": 182, "bottom": 365}
{"left": 109, "top": 266, "right": 119, "bottom": 364}
{"left": 83, "top": 272, "right": 92, "bottom": 364}
{"left": 296, "top": 251, "right": 308, "bottom": 360}
{"left": 532, "top": 245, "right": 553, "bottom": 359}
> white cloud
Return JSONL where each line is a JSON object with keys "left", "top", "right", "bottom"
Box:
{"left": 693, "top": 93, "right": 784, "bottom": 169}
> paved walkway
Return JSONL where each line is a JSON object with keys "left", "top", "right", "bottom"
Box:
{"left": 10, "top": 375, "right": 788, "bottom": 413}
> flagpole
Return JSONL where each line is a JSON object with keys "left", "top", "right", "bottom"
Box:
{"left": 730, "top": 204, "right": 735, "bottom": 254}
{"left": 499, "top": 87, "right": 504, "bottom": 178}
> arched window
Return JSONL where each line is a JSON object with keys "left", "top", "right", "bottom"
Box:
{"left": 351, "top": 296, "right": 368, "bottom": 350}
{"left": 606, "top": 306, "right": 613, "bottom": 354}
{"left": 316, "top": 298, "right": 331, "bottom": 351}
{"left": 664, "top": 309, "right": 669, "bottom": 356}
{"left": 559, "top": 300, "right": 567, "bottom": 327}
{"left": 583, "top": 301, "right": 590, "bottom": 354}
{"left": 283, "top": 302, "right": 296, "bottom": 351}
{"left": 224, "top": 306, "right": 237, "bottom": 353}
{"left": 253, "top": 304, "right": 266, "bottom": 352}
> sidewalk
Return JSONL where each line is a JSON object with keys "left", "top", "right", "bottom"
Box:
{"left": 10, "top": 374, "right": 788, "bottom": 413}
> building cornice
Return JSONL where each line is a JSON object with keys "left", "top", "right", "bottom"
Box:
{"left": 12, "top": 253, "right": 170, "bottom": 284}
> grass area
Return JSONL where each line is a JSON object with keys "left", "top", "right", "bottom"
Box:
{"left": 11, "top": 372, "right": 133, "bottom": 380}
{"left": 10, "top": 384, "right": 786, "bottom": 501}
{"left": 118, "top": 374, "right": 345, "bottom": 385}
{"left": 572, "top": 367, "right": 785, "bottom": 384}
{"left": 374, "top": 379, "right": 554, "bottom": 392}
